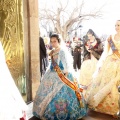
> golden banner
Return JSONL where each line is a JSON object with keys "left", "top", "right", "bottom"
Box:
{"left": 0, "top": 0, "right": 26, "bottom": 100}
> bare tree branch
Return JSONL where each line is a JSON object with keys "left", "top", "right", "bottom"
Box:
{"left": 39, "top": 0, "right": 105, "bottom": 40}
{"left": 78, "top": 0, "right": 85, "bottom": 16}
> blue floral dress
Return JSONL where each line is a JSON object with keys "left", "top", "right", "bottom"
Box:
{"left": 33, "top": 49, "right": 87, "bottom": 120}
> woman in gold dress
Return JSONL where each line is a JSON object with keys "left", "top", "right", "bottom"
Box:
{"left": 86, "top": 20, "right": 120, "bottom": 116}
{"left": 79, "top": 29, "right": 103, "bottom": 91}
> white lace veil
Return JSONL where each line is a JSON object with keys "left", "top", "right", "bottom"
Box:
{"left": 59, "top": 34, "right": 73, "bottom": 62}
{"left": 58, "top": 34, "right": 77, "bottom": 76}
{"left": 92, "top": 36, "right": 110, "bottom": 78}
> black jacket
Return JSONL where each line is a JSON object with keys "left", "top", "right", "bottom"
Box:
{"left": 39, "top": 37, "right": 46, "bottom": 59}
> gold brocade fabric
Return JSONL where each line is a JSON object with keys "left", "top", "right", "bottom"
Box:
{"left": 79, "top": 56, "right": 97, "bottom": 94}
{"left": 85, "top": 40, "right": 120, "bottom": 115}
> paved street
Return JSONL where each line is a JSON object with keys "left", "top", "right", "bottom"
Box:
{"left": 27, "top": 102, "right": 118, "bottom": 120}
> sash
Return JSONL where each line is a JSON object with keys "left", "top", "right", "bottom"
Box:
{"left": 51, "top": 55, "right": 84, "bottom": 107}
{"left": 108, "top": 36, "right": 120, "bottom": 58}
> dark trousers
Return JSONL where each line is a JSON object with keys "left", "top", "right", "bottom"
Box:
{"left": 40, "top": 57, "right": 49, "bottom": 76}
{"left": 73, "top": 52, "right": 81, "bottom": 70}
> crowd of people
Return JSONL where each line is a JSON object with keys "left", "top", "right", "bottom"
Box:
{"left": 34, "top": 20, "right": 120, "bottom": 119}
{"left": 0, "top": 20, "right": 120, "bottom": 120}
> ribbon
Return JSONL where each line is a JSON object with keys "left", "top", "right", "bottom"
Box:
{"left": 51, "top": 55, "right": 84, "bottom": 107}
{"left": 108, "top": 36, "right": 120, "bottom": 58}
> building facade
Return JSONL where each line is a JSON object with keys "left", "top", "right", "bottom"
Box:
{"left": 0, "top": 0, "right": 40, "bottom": 102}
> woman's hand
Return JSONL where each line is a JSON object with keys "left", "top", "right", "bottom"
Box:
{"left": 107, "top": 35, "right": 112, "bottom": 41}
{"left": 88, "top": 45, "right": 94, "bottom": 50}
{"left": 49, "top": 50, "right": 53, "bottom": 56}
{"left": 111, "top": 58, "right": 117, "bottom": 62}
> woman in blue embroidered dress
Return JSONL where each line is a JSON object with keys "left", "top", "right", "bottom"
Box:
{"left": 33, "top": 34, "right": 87, "bottom": 120}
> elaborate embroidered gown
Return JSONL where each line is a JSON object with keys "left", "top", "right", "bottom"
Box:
{"left": 0, "top": 42, "right": 27, "bottom": 120}
{"left": 78, "top": 39, "right": 103, "bottom": 94}
{"left": 33, "top": 49, "right": 87, "bottom": 120}
{"left": 86, "top": 35, "right": 120, "bottom": 115}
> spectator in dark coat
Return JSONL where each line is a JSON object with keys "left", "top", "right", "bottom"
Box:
{"left": 73, "top": 41, "right": 83, "bottom": 71}
{"left": 39, "top": 37, "right": 47, "bottom": 76}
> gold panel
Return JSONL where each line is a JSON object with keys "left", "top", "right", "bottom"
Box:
{"left": 0, "top": 0, "right": 26, "bottom": 99}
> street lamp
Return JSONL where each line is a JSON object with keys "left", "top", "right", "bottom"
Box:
{"left": 79, "top": 25, "right": 83, "bottom": 39}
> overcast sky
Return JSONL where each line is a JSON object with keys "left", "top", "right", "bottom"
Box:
{"left": 39, "top": 0, "right": 120, "bottom": 36}
{"left": 81, "top": 0, "right": 120, "bottom": 36}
